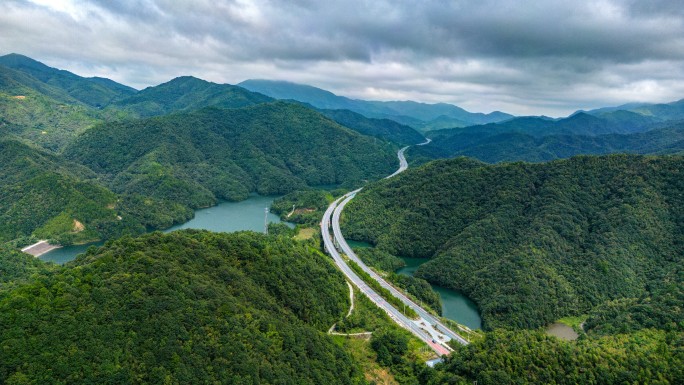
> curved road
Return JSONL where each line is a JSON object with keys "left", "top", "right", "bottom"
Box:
{"left": 321, "top": 138, "right": 466, "bottom": 356}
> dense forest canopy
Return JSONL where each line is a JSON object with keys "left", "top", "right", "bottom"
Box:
{"left": 65, "top": 102, "right": 398, "bottom": 210}
{"left": 342, "top": 155, "right": 684, "bottom": 330}
{"left": 418, "top": 121, "right": 684, "bottom": 163}
{"left": 0, "top": 140, "right": 131, "bottom": 245}
{"left": 108, "top": 75, "right": 272, "bottom": 118}
{"left": 0, "top": 230, "right": 365, "bottom": 384}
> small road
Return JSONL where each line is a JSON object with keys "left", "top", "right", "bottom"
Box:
{"left": 321, "top": 138, "right": 465, "bottom": 356}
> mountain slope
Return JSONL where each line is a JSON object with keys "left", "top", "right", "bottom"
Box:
{"left": 342, "top": 155, "right": 683, "bottom": 330}
{"left": 0, "top": 140, "right": 134, "bottom": 244}
{"left": 0, "top": 65, "right": 101, "bottom": 150}
{"left": 65, "top": 102, "right": 398, "bottom": 209}
{"left": 584, "top": 98, "right": 684, "bottom": 122}
{"left": 0, "top": 53, "right": 136, "bottom": 107}
{"left": 420, "top": 122, "right": 684, "bottom": 162}
{"left": 239, "top": 79, "right": 512, "bottom": 128}
{"left": 110, "top": 76, "right": 272, "bottom": 118}
{"left": 0, "top": 230, "right": 363, "bottom": 384}
{"left": 318, "top": 108, "right": 425, "bottom": 145}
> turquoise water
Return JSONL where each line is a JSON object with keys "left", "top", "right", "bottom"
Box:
{"left": 397, "top": 257, "right": 482, "bottom": 330}
{"left": 39, "top": 241, "right": 104, "bottom": 265}
{"left": 40, "top": 195, "right": 292, "bottom": 265}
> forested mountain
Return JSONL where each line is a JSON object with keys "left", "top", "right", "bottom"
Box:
{"left": 419, "top": 121, "right": 684, "bottom": 162}
{"left": 0, "top": 65, "right": 101, "bottom": 150}
{"left": 0, "top": 246, "right": 54, "bottom": 290}
{"left": 318, "top": 108, "right": 425, "bottom": 145}
{"left": 584, "top": 98, "right": 684, "bottom": 122}
{"left": 426, "top": 329, "right": 683, "bottom": 385}
{"left": 342, "top": 155, "right": 683, "bottom": 330}
{"left": 419, "top": 107, "right": 684, "bottom": 162}
{"left": 239, "top": 79, "right": 512, "bottom": 130}
{"left": 109, "top": 76, "right": 272, "bottom": 118}
{"left": 0, "top": 230, "right": 365, "bottom": 384}
{"left": 65, "top": 102, "right": 397, "bottom": 209}
{"left": 0, "top": 54, "right": 136, "bottom": 107}
{"left": 0, "top": 140, "right": 128, "bottom": 245}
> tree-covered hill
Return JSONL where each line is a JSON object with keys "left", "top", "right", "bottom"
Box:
{"left": 0, "top": 230, "right": 364, "bottom": 384}
{"left": 425, "top": 329, "right": 683, "bottom": 385}
{"left": 0, "top": 53, "right": 136, "bottom": 107}
{"left": 108, "top": 76, "right": 272, "bottom": 118}
{"left": 0, "top": 140, "right": 125, "bottom": 245}
{"left": 65, "top": 102, "right": 398, "bottom": 209}
{"left": 0, "top": 65, "right": 102, "bottom": 151}
{"left": 419, "top": 102, "right": 684, "bottom": 163}
{"left": 342, "top": 155, "right": 683, "bottom": 330}
{"left": 0, "top": 246, "right": 54, "bottom": 290}
{"left": 238, "top": 79, "right": 513, "bottom": 130}
{"left": 419, "top": 122, "right": 684, "bottom": 163}
{"left": 318, "top": 108, "right": 425, "bottom": 145}
{"left": 0, "top": 140, "right": 192, "bottom": 246}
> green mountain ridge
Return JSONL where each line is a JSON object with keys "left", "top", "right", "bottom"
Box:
{"left": 238, "top": 79, "right": 513, "bottom": 130}
{"left": 64, "top": 102, "right": 398, "bottom": 210}
{"left": 109, "top": 75, "right": 273, "bottom": 118}
{"left": 0, "top": 140, "right": 144, "bottom": 245}
{"left": 342, "top": 154, "right": 683, "bottom": 331}
{"left": 420, "top": 121, "right": 684, "bottom": 162}
{"left": 318, "top": 108, "right": 425, "bottom": 145}
{"left": 0, "top": 65, "right": 102, "bottom": 151}
{"left": 0, "top": 53, "right": 136, "bottom": 107}
{"left": 0, "top": 230, "right": 364, "bottom": 384}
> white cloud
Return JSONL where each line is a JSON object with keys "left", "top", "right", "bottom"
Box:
{"left": 1, "top": 0, "right": 683, "bottom": 116}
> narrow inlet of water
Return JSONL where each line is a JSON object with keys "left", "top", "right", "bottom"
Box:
{"left": 40, "top": 195, "right": 292, "bottom": 265}
{"left": 397, "top": 257, "right": 482, "bottom": 330}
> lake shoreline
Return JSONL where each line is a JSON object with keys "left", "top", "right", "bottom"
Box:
{"left": 39, "top": 195, "right": 292, "bottom": 265}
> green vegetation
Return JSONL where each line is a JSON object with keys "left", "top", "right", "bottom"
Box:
{"left": 271, "top": 189, "right": 334, "bottom": 225}
{"left": 108, "top": 76, "right": 271, "bottom": 118}
{"left": 557, "top": 314, "right": 588, "bottom": 329}
{"left": 0, "top": 140, "right": 146, "bottom": 245}
{"left": 355, "top": 247, "right": 406, "bottom": 272}
{"left": 425, "top": 329, "right": 684, "bottom": 385}
{"left": 0, "top": 53, "right": 135, "bottom": 108}
{"left": 0, "top": 66, "right": 102, "bottom": 151}
{"left": 336, "top": 287, "right": 437, "bottom": 385}
{"left": 65, "top": 102, "right": 397, "bottom": 212}
{"left": 348, "top": 260, "right": 419, "bottom": 319}
{"left": 239, "top": 79, "right": 512, "bottom": 131}
{"left": 0, "top": 247, "right": 54, "bottom": 290}
{"left": 267, "top": 222, "right": 297, "bottom": 237}
{"left": 352, "top": 248, "right": 441, "bottom": 315}
{"left": 343, "top": 155, "right": 683, "bottom": 331}
{"left": 420, "top": 115, "right": 684, "bottom": 163}
{"left": 386, "top": 273, "right": 441, "bottom": 315}
{"left": 319, "top": 108, "right": 425, "bottom": 145}
{"left": 0, "top": 230, "right": 365, "bottom": 384}
{"left": 584, "top": 266, "right": 684, "bottom": 336}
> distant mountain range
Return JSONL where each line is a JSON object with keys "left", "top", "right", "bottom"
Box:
{"left": 420, "top": 100, "right": 684, "bottom": 162}
{"left": 0, "top": 54, "right": 428, "bottom": 148}
{"left": 0, "top": 53, "right": 135, "bottom": 107}
{"left": 239, "top": 79, "right": 513, "bottom": 131}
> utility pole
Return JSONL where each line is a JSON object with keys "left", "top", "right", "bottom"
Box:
{"left": 264, "top": 207, "right": 269, "bottom": 234}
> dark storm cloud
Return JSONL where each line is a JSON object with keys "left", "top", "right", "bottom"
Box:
{"left": 1, "top": 0, "right": 683, "bottom": 115}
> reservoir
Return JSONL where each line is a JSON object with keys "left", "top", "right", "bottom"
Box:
{"left": 397, "top": 257, "right": 482, "bottom": 330}
{"left": 40, "top": 195, "right": 292, "bottom": 265}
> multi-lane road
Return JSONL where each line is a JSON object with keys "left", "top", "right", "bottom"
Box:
{"left": 321, "top": 138, "right": 466, "bottom": 356}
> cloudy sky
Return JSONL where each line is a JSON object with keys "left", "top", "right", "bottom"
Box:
{"left": 1, "top": 0, "right": 684, "bottom": 116}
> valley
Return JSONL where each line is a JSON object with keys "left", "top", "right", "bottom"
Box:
{"left": 1, "top": 51, "right": 683, "bottom": 384}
